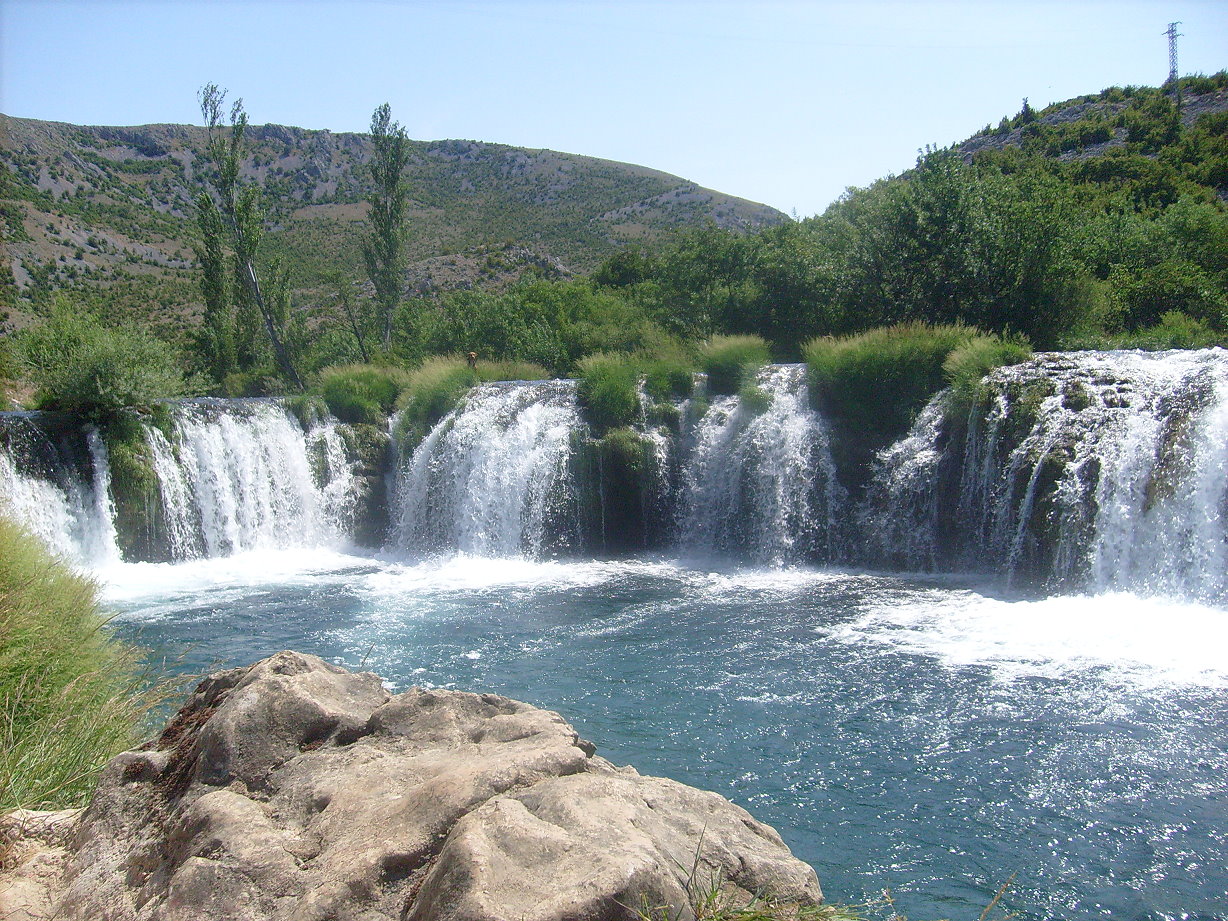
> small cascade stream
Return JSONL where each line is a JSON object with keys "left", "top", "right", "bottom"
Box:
{"left": 678, "top": 364, "right": 844, "bottom": 564}
{"left": 390, "top": 380, "right": 581, "bottom": 557}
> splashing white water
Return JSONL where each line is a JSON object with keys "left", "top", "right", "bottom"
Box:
{"left": 391, "top": 381, "right": 580, "bottom": 557}
{"left": 149, "top": 401, "right": 356, "bottom": 558}
{"left": 0, "top": 416, "right": 119, "bottom": 565}
{"left": 836, "top": 588, "right": 1228, "bottom": 688}
{"left": 868, "top": 349, "right": 1228, "bottom": 602}
{"left": 679, "top": 364, "right": 843, "bottom": 563}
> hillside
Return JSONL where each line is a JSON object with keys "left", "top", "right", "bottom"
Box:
{"left": 0, "top": 115, "right": 785, "bottom": 342}
{"left": 956, "top": 74, "right": 1228, "bottom": 195}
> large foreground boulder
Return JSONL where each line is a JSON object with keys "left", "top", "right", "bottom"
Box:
{"left": 3, "top": 652, "right": 822, "bottom": 920}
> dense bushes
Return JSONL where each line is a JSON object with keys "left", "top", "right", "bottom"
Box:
{"left": 19, "top": 305, "right": 193, "bottom": 418}
{"left": 0, "top": 517, "right": 164, "bottom": 808}
{"left": 577, "top": 352, "right": 641, "bottom": 432}
{"left": 806, "top": 324, "right": 981, "bottom": 439}
{"left": 806, "top": 324, "right": 1032, "bottom": 486}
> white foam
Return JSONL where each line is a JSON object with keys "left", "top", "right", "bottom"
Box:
{"left": 836, "top": 589, "right": 1228, "bottom": 687}
{"left": 98, "top": 548, "right": 374, "bottom": 607}
{"left": 360, "top": 555, "right": 684, "bottom": 599}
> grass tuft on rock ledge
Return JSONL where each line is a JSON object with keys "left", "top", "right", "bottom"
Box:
{"left": 701, "top": 335, "right": 771, "bottom": 396}
{"left": 0, "top": 518, "right": 166, "bottom": 810}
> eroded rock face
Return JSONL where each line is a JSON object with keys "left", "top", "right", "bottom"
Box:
{"left": 20, "top": 651, "right": 822, "bottom": 920}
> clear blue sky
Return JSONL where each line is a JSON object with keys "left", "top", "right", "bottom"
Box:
{"left": 3, "top": 0, "right": 1225, "bottom": 217}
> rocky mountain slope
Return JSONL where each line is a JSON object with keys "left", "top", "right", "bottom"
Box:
{"left": 0, "top": 115, "right": 785, "bottom": 341}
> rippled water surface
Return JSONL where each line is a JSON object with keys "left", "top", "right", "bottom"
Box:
{"left": 102, "top": 550, "right": 1228, "bottom": 920}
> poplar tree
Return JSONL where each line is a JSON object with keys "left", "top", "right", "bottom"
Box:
{"left": 196, "top": 84, "right": 303, "bottom": 389}
{"left": 193, "top": 192, "right": 235, "bottom": 381}
{"left": 363, "top": 103, "right": 411, "bottom": 352}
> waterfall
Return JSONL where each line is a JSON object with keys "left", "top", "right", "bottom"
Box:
{"left": 868, "top": 348, "right": 1228, "bottom": 601}
{"left": 0, "top": 413, "right": 119, "bottom": 565}
{"left": 391, "top": 380, "right": 581, "bottom": 557}
{"left": 147, "top": 400, "right": 357, "bottom": 559}
{"left": 677, "top": 364, "right": 844, "bottom": 564}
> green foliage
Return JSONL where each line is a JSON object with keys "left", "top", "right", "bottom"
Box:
{"left": 19, "top": 303, "right": 192, "bottom": 418}
{"left": 1064, "top": 311, "right": 1226, "bottom": 351}
{"left": 805, "top": 323, "right": 978, "bottom": 447}
{"left": 701, "top": 334, "right": 770, "bottom": 395}
{"left": 317, "top": 363, "right": 413, "bottom": 425}
{"left": 0, "top": 517, "right": 165, "bottom": 809}
{"left": 577, "top": 351, "right": 641, "bottom": 432}
{"left": 642, "top": 353, "right": 696, "bottom": 402}
{"left": 473, "top": 359, "right": 550, "bottom": 382}
{"left": 738, "top": 383, "right": 773, "bottom": 415}
{"left": 943, "top": 333, "right": 1033, "bottom": 400}
{"left": 393, "top": 357, "right": 479, "bottom": 444}
{"left": 364, "top": 103, "right": 411, "bottom": 350}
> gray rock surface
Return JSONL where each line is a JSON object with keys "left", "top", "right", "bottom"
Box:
{"left": 10, "top": 651, "right": 822, "bottom": 920}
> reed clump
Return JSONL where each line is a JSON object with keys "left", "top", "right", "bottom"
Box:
{"left": 317, "top": 364, "right": 414, "bottom": 425}
{"left": 701, "top": 335, "right": 771, "bottom": 396}
{"left": 577, "top": 351, "right": 642, "bottom": 432}
{"left": 0, "top": 518, "right": 165, "bottom": 810}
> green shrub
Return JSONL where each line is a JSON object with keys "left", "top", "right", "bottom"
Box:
{"left": 738, "top": 384, "right": 773, "bottom": 415}
{"left": 943, "top": 333, "right": 1033, "bottom": 399}
{"left": 395, "top": 356, "right": 479, "bottom": 435}
{"left": 577, "top": 352, "right": 641, "bottom": 433}
{"left": 0, "top": 517, "right": 165, "bottom": 809}
{"left": 805, "top": 323, "right": 980, "bottom": 441}
{"left": 20, "top": 305, "right": 192, "bottom": 419}
{"left": 642, "top": 355, "right": 695, "bottom": 402}
{"left": 474, "top": 359, "right": 549, "bottom": 383}
{"left": 1062, "top": 311, "right": 1226, "bottom": 351}
{"left": 701, "top": 335, "right": 770, "bottom": 395}
{"left": 318, "top": 364, "right": 412, "bottom": 425}
{"left": 1129, "top": 311, "right": 1224, "bottom": 350}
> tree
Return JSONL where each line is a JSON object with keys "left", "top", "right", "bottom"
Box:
{"left": 196, "top": 84, "right": 303, "bottom": 389}
{"left": 192, "top": 192, "right": 235, "bottom": 381}
{"left": 363, "top": 103, "right": 411, "bottom": 351}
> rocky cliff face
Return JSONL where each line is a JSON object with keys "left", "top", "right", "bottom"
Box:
{"left": 1, "top": 652, "right": 821, "bottom": 920}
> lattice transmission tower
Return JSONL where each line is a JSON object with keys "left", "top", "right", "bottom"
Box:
{"left": 1165, "top": 21, "right": 1182, "bottom": 84}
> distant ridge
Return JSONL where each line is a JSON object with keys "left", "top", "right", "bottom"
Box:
{"left": 0, "top": 115, "right": 786, "bottom": 340}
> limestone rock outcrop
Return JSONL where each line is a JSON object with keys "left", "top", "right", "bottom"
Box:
{"left": 2, "top": 651, "right": 822, "bottom": 920}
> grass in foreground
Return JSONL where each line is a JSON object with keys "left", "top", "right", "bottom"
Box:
{"left": 0, "top": 517, "right": 165, "bottom": 810}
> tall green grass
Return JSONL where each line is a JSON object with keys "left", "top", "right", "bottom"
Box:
{"left": 701, "top": 335, "right": 771, "bottom": 395}
{"left": 577, "top": 352, "right": 641, "bottom": 432}
{"left": 317, "top": 364, "right": 414, "bottom": 425}
{"left": 805, "top": 323, "right": 1031, "bottom": 487}
{"left": 0, "top": 518, "right": 164, "bottom": 809}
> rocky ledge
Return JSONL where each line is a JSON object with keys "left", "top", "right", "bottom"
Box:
{"left": 1, "top": 651, "right": 821, "bottom": 920}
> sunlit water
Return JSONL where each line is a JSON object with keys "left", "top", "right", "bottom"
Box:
{"left": 100, "top": 550, "right": 1228, "bottom": 921}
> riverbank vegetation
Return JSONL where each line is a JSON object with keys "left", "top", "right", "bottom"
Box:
{"left": 0, "top": 517, "right": 164, "bottom": 809}
{"left": 3, "top": 74, "right": 1226, "bottom": 433}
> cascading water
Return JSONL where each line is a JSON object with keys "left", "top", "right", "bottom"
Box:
{"left": 0, "top": 413, "right": 119, "bottom": 565}
{"left": 391, "top": 380, "right": 581, "bottom": 557}
{"left": 147, "top": 400, "right": 358, "bottom": 559}
{"left": 868, "top": 348, "right": 1228, "bottom": 601}
{"left": 678, "top": 364, "right": 844, "bottom": 564}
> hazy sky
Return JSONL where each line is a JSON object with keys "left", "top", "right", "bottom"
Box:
{"left": 3, "top": 0, "right": 1225, "bottom": 216}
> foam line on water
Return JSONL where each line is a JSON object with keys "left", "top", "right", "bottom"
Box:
{"left": 836, "top": 589, "right": 1228, "bottom": 687}
{"left": 98, "top": 548, "right": 376, "bottom": 607}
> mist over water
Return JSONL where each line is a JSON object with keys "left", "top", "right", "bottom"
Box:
{"left": 5, "top": 350, "right": 1228, "bottom": 919}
